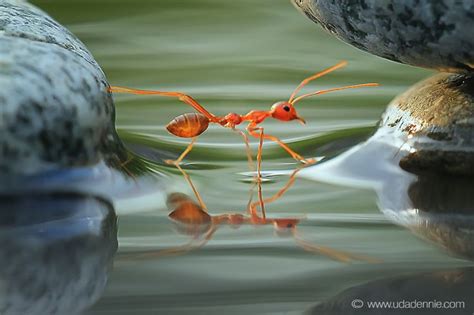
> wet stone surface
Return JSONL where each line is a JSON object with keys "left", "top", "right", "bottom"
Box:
{"left": 0, "top": 0, "right": 122, "bottom": 176}
{"left": 292, "top": 0, "right": 474, "bottom": 72}
{"left": 381, "top": 73, "right": 474, "bottom": 175}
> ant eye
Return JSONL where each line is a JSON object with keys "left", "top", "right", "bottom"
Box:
{"left": 286, "top": 223, "right": 293, "bottom": 228}
{"left": 283, "top": 106, "right": 290, "bottom": 112}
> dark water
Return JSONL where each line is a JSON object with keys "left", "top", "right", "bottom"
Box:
{"left": 17, "top": 1, "right": 473, "bottom": 314}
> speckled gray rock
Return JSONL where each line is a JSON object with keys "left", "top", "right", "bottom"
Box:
{"left": 0, "top": 0, "right": 123, "bottom": 176}
{"left": 293, "top": 0, "right": 474, "bottom": 72}
{"left": 380, "top": 73, "right": 474, "bottom": 175}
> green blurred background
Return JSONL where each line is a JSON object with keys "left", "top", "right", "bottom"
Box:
{"left": 29, "top": 1, "right": 462, "bottom": 315}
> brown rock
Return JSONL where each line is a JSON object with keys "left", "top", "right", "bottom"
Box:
{"left": 381, "top": 73, "right": 474, "bottom": 175}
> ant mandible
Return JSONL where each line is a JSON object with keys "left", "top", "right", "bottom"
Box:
{"left": 110, "top": 61, "right": 378, "bottom": 173}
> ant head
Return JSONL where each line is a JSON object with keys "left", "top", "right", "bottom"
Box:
{"left": 272, "top": 61, "right": 379, "bottom": 126}
{"left": 270, "top": 101, "right": 306, "bottom": 125}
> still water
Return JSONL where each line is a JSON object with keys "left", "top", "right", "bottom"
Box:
{"left": 23, "top": 0, "right": 472, "bottom": 314}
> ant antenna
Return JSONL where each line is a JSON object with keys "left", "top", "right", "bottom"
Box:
{"left": 291, "top": 83, "right": 379, "bottom": 105}
{"left": 288, "top": 60, "right": 348, "bottom": 103}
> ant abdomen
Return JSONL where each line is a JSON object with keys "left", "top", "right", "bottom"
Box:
{"left": 166, "top": 112, "right": 209, "bottom": 138}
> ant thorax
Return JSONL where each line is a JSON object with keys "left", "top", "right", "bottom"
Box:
{"left": 220, "top": 112, "right": 242, "bottom": 127}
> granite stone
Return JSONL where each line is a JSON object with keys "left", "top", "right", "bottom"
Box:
{"left": 380, "top": 73, "right": 474, "bottom": 175}
{"left": 293, "top": 0, "right": 474, "bottom": 72}
{"left": 0, "top": 0, "right": 122, "bottom": 176}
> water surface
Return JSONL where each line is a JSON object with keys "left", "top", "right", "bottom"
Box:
{"left": 28, "top": 1, "right": 471, "bottom": 314}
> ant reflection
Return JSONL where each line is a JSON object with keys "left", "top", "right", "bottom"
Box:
{"left": 145, "top": 165, "right": 379, "bottom": 263}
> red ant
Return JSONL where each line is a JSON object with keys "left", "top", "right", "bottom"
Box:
{"left": 110, "top": 61, "right": 378, "bottom": 178}
{"left": 130, "top": 165, "right": 379, "bottom": 263}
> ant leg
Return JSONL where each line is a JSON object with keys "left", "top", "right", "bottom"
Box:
{"left": 243, "top": 126, "right": 266, "bottom": 219}
{"left": 165, "top": 225, "right": 219, "bottom": 257}
{"left": 246, "top": 181, "right": 257, "bottom": 213}
{"left": 109, "top": 86, "right": 221, "bottom": 123}
{"left": 128, "top": 226, "right": 219, "bottom": 260}
{"left": 160, "top": 224, "right": 220, "bottom": 258}
{"left": 165, "top": 137, "right": 197, "bottom": 166}
{"left": 249, "top": 165, "right": 303, "bottom": 219}
{"left": 233, "top": 129, "right": 255, "bottom": 172}
{"left": 262, "top": 166, "right": 302, "bottom": 204}
{"left": 174, "top": 162, "right": 208, "bottom": 211}
{"left": 247, "top": 126, "right": 316, "bottom": 165}
{"left": 245, "top": 178, "right": 269, "bottom": 225}
{"left": 256, "top": 127, "right": 266, "bottom": 219}
{"left": 165, "top": 137, "right": 208, "bottom": 210}
{"left": 118, "top": 154, "right": 137, "bottom": 181}
{"left": 293, "top": 232, "right": 381, "bottom": 263}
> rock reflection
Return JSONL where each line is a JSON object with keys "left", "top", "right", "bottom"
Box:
{"left": 393, "top": 174, "right": 474, "bottom": 261}
{"left": 0, "top": 193, "right": 117, "bottom": 315}
{"left": 306, "top": 267, "right": 474, "bottom": 314}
